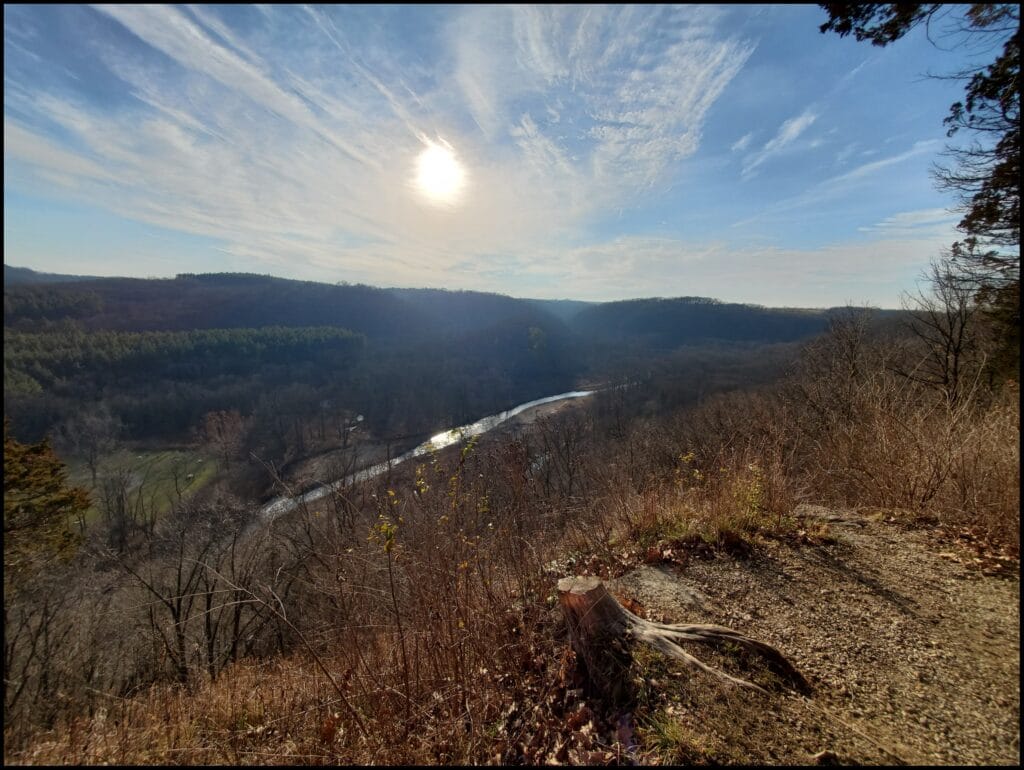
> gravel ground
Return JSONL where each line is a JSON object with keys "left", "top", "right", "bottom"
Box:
{"left": 607, "top": 505, "right": 1020, "bottom": 765}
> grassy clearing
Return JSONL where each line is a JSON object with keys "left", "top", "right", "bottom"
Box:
{"left": 66, "top": 448, "right": 218, "bottom": 527}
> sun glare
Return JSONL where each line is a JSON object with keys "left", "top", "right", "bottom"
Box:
{"left": 414, "top": 140, "right": 466, "bottom": 206}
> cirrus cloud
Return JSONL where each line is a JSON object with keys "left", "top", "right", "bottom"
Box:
{"left": 5, "top": 5, "right": 754, "bottom": 285}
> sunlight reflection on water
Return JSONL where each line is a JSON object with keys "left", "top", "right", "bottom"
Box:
{"left": 258, "top": 389, "right": 593, "bottom": 521}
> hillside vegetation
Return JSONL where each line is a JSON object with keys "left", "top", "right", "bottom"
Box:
{"left": 3, "top": 289, "right": 1018, "bottom": 763}
{"left": 4, "top": 270, "right": 842, "bottom": 481}
{"left": 5, "top": 3, "right": 1019, "bottom": 762}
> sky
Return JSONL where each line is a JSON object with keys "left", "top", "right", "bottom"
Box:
{"left": 2, "top": 4, "right": 992, "bottom": 307}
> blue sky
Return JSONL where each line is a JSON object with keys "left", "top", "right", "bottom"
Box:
{"left": 3, "top": 4, "right": 987, "bottom": 306}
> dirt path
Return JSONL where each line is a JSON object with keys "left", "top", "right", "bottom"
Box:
{"left": 607, "top": 506, "right": 1020, "bottom": 765}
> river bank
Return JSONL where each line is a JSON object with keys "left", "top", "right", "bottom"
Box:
{"left": 260, "top": 389, "right": 596, "bottom": 521}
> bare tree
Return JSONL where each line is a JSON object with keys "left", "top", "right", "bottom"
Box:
{"left": 97, "top": 468, "right": 144, "bottom": 553}
{"left": 199, "top": 410, "right": 247, "bottom": 470}
{"left": 533, "top": 411, "right": 591, "bottom": 500}
{"left": 787, "top": 306, "right": 881, "bottom": 429}
{"left": 896, "top": 259, "right": 986, "bottom": 407}
{"left": 820, "top": 4, "right": 1019, "bottom": 372}
{"left": 53, "top": 405, "right": 121, "bottom": 487}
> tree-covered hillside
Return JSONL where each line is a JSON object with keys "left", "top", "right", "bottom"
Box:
{"left": 3, "top": 264, "right": 104, "bottom": 285}
{"left": 570, "top": 297, "right": 831, "bottom": 348}
{"left": 3, "top": 269, "right": 874, "bottom": 455}
{"left": 5, "top": 273, "right": 426, "bottom": 339}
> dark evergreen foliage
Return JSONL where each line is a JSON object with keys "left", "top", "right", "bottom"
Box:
{"left": 3, "top": 418, "right": 88, "bottom": 581}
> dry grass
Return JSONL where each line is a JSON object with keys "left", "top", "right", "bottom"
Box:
{"left": 609, "top": 446, "right": 798, "bottom": 563}
{"left": 5, "top": 435, "right": 606, "bottom": 764}
{"left": 940, "top": 381, "right": 1020, "bottom": 543}
{"left": 5, "top": 326, "right": 1019, "bottom": 764}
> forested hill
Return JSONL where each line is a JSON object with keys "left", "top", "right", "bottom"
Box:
{"left": 4, "top": 269, "right": 882, "bottom": 344}
{"left": 3, "top": 272, "right": 583, "bottom": 444}
{"left": 4, "top": 268, "right": 870, "bottom": 447}
{"left": 4, "top": 273, "right": 430, "bottom": 339}
{"left": 572, "top": 297, "right": 831, "bottom": 348}
{"left": 4, "top": 272, "right": 590, "bottom": 342}
{"left": 4, "top": 264, "right": 104, "bottom": 285}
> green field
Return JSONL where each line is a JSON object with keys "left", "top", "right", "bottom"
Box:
{"left": 66, "top": 448, "right": 219, "bottom": 528}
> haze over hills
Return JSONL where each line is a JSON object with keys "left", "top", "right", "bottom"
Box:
{"left": 4, "top": 264, "right": 855, "bottom": 341}
{"left": 8, "top": 264, "right": 915, "bottom": 475}
{"left": 4, "top": 265, "right": 848, "bottom": 449}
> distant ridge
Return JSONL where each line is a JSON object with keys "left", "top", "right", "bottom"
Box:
{"left": 4, "top": 265, "right": 901, "bottom": 344}
{"left": 4, "top": 264, "right": 106, "bottom": 285}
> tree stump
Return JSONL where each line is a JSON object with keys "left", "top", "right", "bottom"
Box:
{"left": 557, "top": 576, "right": 809, "bottom": 698}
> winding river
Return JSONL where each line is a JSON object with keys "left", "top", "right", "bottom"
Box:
{"left": 257, "top": 389, "right": 594, "bottom": 521}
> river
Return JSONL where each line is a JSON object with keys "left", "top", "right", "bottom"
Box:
{"left": 257, "top": 389, "right": 594, "bottom": 521}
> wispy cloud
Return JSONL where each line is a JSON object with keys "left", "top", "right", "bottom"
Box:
{"left": 4, "top": 118, "right": 117, "bottom": 184}
{"left": 92, "top": 4, "right": 378, "bottom": 167}
{"left": 510, "top": 231, "right": 957, "bottom": 306}
{"left": 731, "top": 132, "right": 753, "bottom": 152}
{"left": 836, "top": 142, "right": 859, "bottom": 164}
{"left": 449, "top": 5, "right": 755, "bottom": 193}
{"left": 3, "top": 5, "right": 960, "bottom": 305}
{"left": 857, "top": 207, "right": 958, "bottom": 237}
{"left": 5, "top": 5, "right": 752, "bottom": 286}
{"left": 828, "top": 140, "right": 939, "bottom": 185}
{"left": 741, "top": 107, "right": 817, "bottom": 177}
{"left": 732, "top": 139, "right": 943, "bottom": 229}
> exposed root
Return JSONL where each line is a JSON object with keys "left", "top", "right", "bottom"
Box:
{"left": 557, "top": 575, "right": 809, "bottom": 698}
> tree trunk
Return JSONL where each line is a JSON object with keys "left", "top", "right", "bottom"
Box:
{"left": 557, "top": 576, "right": 809, "bottom": 699}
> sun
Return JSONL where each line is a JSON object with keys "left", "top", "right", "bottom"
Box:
{"left": 414, "top": 140, "right": 466, "bottom": 206}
